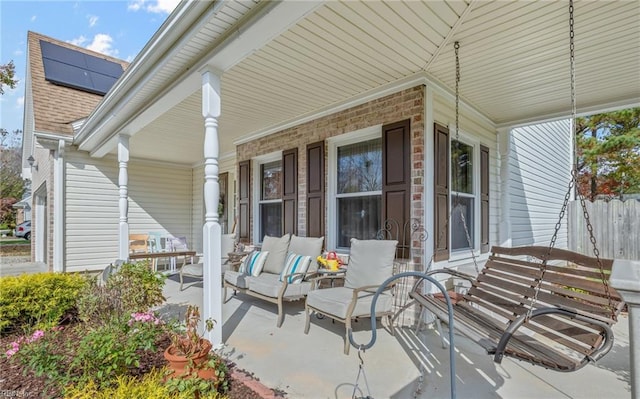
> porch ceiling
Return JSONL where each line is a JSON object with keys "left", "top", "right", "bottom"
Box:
{"left": 125, "top": 0, "right": 639, "bottom": 165}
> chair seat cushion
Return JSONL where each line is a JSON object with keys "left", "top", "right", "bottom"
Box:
{"left": 249, "top": 273, "right": 312, "bottom": 298}
{"left": 224, "top": 270, "right": 253, "bottom": 289}
{"left": 306, "top": 287, "right": 393, "bottom": 319}
{"left": 181, "top": 263, "right": 203, "bottom": 277}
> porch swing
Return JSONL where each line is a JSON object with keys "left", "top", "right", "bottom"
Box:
{"left": 405, "top": 0, "right": 625, "bottom": 372}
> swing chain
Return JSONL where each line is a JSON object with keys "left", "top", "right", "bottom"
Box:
{"left": 454, "top": 41, "right": 460, "bottom": 141}
{"left": 527, "top": 0, "right": 615, "bottom": 321}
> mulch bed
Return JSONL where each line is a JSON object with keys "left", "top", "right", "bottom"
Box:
{"left": 0, "top": 328, "right": 285, "bottom": 399}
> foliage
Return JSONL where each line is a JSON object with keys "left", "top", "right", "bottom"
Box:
{"left": 0, "top": 60, "right": 17, "bottom": 95}
{"left": 77, "top": 261, "right": 165, "bottom": 326}
{"left": 0, "top": 272, "right": 86, "bottom": 333}
{"left": 64, "top": 368, "right": 228, "bottom": 399}
{"left": 70, "top": 313, "right": 164, "bottom": 387}
{"left": 0, "top": 128, "right": 25, "bottom": 228}
{"left": 576, "top": 108, "right": 640, "bottom": 199}
{"left": 6, "top": 328, "right": 68, "bottom": 387}
{"left": 165, "top": 357, "right": 229, "bottom": 396}
{"left": 168, "top": 304, "right": 215, "bottom": 358}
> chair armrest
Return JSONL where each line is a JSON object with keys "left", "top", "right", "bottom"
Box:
{"left": 493, "top": 307, "right": 615, "bottom": 366}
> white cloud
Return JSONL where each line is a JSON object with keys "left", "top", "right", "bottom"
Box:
{"left": 86, "top": 33, "right": 119, "bottom": 57}
{"left": 68, "top": 35, "right": 88, "bottom": 47}
{"left": 88, "top": 15, "right": 99, "bottom": 28}
{"left": 128, "top": 0, "right": 179, "bottom": 14}
{"left": 30, "top": 15, "right": 36, "bottom": 22}
{"left": 17, "top": 97, "right": 24, "bottom": 107}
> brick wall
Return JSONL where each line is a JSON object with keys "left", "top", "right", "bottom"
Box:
{"left": 238, "top": 85, "right": 425, "bottom": 257}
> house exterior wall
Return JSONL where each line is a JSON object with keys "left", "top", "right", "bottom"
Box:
{"left": 505, "top": 120, "right": 571, "bottom": 248}
{"left": 236, "top": 85, "right": 425, "bottom": 263}
{"left": 191, "top": 158, "right": 236, "bottom": 254}
{"left": 29, "top": 144, "right": 53, "bottom": 266}
{"left": 64, "top": 150, "right": 194, "bottom": 272}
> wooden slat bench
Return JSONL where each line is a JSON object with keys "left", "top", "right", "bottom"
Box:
{"left": 409, "top": 246, "right": 625, "bottom": 372}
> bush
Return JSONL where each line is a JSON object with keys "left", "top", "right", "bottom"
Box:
{"left": 64, "top": 369, "right": 229, "bottom": 399}
{"left": 0, "top": 272, "right": 86, "bottom": 333}
{"left": 77, "top": 261, "right": 165, "bottom": 326}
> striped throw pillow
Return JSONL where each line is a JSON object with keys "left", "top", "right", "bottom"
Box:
{"left": 238, "top": 251, "right": 269, "bottom": 276}
{"left": 279, "top": 252, "right": 312, "bottom": 284}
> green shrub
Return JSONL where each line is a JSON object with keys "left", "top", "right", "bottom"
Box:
{"left": 0, "top": 272, "right": 86, "bottom": 333}
{"left": 77, "top": 261, "right": 165, "bottom": 326}
{"left": 64, "top": 369, "right": 229, "bottom": 399}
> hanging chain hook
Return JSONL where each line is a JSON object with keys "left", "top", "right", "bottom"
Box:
{"left": 351, "top": 346, "right": 372, "bottom": 399}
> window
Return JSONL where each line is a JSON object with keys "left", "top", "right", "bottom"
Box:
{"left": 329, "top": 127, "right": 382, "bottom": 249}
{"left": 259, "top": 160, "right": 282, "bottom": 238}
{"left": 450, "top": 140, "right": 475, "bottom": 251}
{"left": 434, "top": 123, "right": 490, "bottom": 261}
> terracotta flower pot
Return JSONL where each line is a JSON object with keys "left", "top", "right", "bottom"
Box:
{"left": 164, "top": 338, "right": 215, "bottom": 379}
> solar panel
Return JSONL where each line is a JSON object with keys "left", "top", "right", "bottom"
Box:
{"left": 40, "top": 40, "right": 124, "bottom": 95}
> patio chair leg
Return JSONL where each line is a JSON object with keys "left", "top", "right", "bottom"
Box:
{"left": 304, "top": 305, "right": 311, "bottom": 334}
{"left": 435, "top": 318, "right": 447, "bottom": 349}
{"left": 344, "top": 318, "right": 352, "bottom": 355}
{"left": 386, "top": 314, "right": 396, "bottom": 336}
{"left": 277, "top": 298, "right": 284, "bottom": 328}
{"left": 179, "top": 271, "right": 184, "bottom": 291}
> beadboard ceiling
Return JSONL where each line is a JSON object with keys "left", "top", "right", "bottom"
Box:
{"left": 94, "top": 0, "right": 639, "bottom": 164}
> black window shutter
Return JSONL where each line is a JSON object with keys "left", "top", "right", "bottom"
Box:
{"left": 238, "top": 160, "right": 251, "bottom": 243}
{"left": 282, "top": 148, "right": 298, "bottom": 235}
{"left": 382, "top": 119, "right": 411, "bottom": 258}
{"left": 480, "top": 145, "right": 490, "bottom": 253}
{"left": 434, "top": 123, "right": 450, "bottom": 261}
{"left": 306, "top": 141, "right": 325, "bottom": 238}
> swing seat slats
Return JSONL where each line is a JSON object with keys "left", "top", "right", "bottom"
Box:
{"left": 410, "top": 246, "right": 625, "bottom": 372}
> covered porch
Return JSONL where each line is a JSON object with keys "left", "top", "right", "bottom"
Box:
{"left": 162, "top": 275, "right": 631, "bottom": 398}
{"left": 65, "top": 0, "right": 640, "bottom": 390}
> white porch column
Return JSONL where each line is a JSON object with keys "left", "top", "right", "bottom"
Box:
{"left": 53, "top": 139, "right": 65, "bottom": 272}
{"left": 611, "top": 260, "right": 640, "bottom": 399}
{"left": 118, "top": 135, "right": 130, "bottom": 261}
{"left": 201, "top": 67, "right": 222, "bottom": 346}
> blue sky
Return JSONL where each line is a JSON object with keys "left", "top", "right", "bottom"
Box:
{"left": 0, "top": 0, "right": 179, "bottom": 142}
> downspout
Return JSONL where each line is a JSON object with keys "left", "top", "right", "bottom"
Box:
{"left": 53, "top": 139, "right": 65, "bottom": 272}
{"left": 497, "top": 127, "right": 511, "bottom": 247}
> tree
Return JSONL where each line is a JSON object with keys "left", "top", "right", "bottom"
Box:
{"left": 0, "top": 128, "right": 25, "bottom": 227}
{"left": 575, "top": 108, "right": 640, "bottom": 200}
{"left": 0, "top": 61, "right": 18, "bottom": 95}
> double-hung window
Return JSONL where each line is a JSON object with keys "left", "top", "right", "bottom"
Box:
{"left": 258, "top": 159, "right": 282, "bottom": 238}
{"left": 434, "top": 122, "right": 489, "bottom": 261}
{"left": 329, "top": 127, "right": 382, "bottom": 249}
{"left": 450, "top": 139, "right": 476, "bottom": 251}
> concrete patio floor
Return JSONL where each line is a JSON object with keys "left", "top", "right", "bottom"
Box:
{"left": 162, "top": 274, "right": 631, "bottom": 399}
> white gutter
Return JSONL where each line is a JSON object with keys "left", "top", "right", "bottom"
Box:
{"left": 76, "top": 0, "right": 214, "bottom": 149}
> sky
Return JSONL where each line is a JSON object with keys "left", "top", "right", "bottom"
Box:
{"left": 0, "top": 0, "right": 180, "bottom": 144}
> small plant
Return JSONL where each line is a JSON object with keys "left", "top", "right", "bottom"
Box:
{"left": 165, "top": 357, "right": 229, "bottom": 396}
{"left": 168, "top": 305, "right": 215, "bottom": 358}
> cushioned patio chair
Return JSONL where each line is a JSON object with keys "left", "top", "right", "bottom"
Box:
{"left": 304, "top": 238, "right": 398, "bottom": 354}
{"left": 179, "top": 233, "right": 236, "bottom": 291}
{"left": 224, "top": 234, "right": 324, "bottom": 327}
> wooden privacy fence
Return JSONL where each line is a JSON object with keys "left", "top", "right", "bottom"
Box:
{"left": 568, "top": 199, "right": 640, "bottom": 260}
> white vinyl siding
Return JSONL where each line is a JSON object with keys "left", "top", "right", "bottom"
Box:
{"left": 507, "top": 120, "right": 571, "bottom": 248}
{"left": 65, "top": 150, "right": 194, "bottom": 272}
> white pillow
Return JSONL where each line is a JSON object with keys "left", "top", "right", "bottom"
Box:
{"left": 279, "top": 252, "right": 312, "bottom": 284}
{"left": 238, "top": 250, "right": 269, "bottom": 276}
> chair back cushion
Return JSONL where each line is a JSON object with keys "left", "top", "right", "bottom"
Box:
{"left": 344, "top": 239, "right": 397, "bottom": 289}
{"left": 288, "top": 235, "right": 324, "bottom": 273}
{"left": 221, "top": 233, "right": 236, "bottom": 262}
{"left": 280, "top": 253, "right": 313, "bottom": 283}
{"left": 238, "top": 250, "right": 269, "bottom": 276}
{"left": 261, "top": 234, "right": 291, "bottom": 274}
